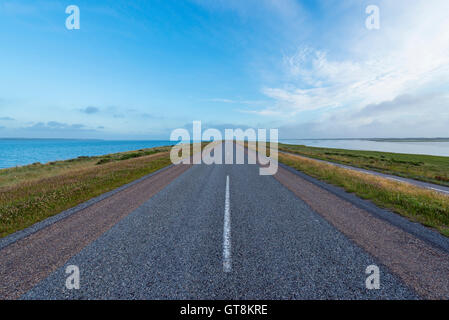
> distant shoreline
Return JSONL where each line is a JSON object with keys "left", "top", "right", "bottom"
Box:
{"left": 2, "top": 137, "right": 449, "bottom": 142}
{"left": 279, "top": 138, "right": 449, "bottom": 142}
{"left": 367, "top": 138, "right": 449, "bottom": 143}
{"left": 281, "top": 138, "right": 449, "bottom": 142}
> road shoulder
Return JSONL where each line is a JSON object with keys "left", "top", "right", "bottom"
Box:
{"left": 0, "top": 163, "right": 191, "bottom": 300}
{"left": 274, "top": 164, "right": 449, "bottom": 299}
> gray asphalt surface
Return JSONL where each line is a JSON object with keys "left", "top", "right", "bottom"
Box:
{"left": 21, "top": 143, "right": 417, "bottom": 299}
{"left": 279, "top": 150, "right": 449, "bottom": 195}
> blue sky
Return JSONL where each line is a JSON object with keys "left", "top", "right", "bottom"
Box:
{"left": 1, "top": 0, "right": 448, "bottom": 139}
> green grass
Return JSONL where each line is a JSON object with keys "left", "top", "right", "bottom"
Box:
{"left": 0, "top": 146, "right": 173, "bottom": 188}
{"left": 245, "top": 141, "right": 449, "bottom": 236}
{"left": 279, "top": 153, "right": 449, "bottom": 237}
{"left": 278, "top": 143, "right": 449, "bottom": 187}
{"left": 0, "top": 142, "right": 211, "bottom": 238}
{"left": 0, "top": 151, "right": 172, "bottom": 238}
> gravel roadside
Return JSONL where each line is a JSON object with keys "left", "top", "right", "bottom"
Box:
{"left": 274, "top": 165, "right": 449, "bottom": 299}
{"left": 0, "top": 163, "right": 191, "bottom": 300}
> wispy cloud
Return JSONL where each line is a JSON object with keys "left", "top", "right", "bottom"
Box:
{"left": 246, "top": 0, "right": 449, "bottom": 137}
{"left": 0, "top": 117, "right": 15, "bottom": 121}
{"left": 351, "top": 93, "right": 448, "bottom": 119}
{"left": 30, "top": 121, "right": 87, "bottom": 130}
{"left": 80, "top": 106, "right": 100, "bottom": 114}
{"left": 2, "top": 0, "right": 448, "bottom": 139}
{"left": 140, "top": 113, "right": 164, "bottom": 119}
{"left": 238, "top": 108, "right": 282, "bottom": 117}
{"left": 1, "top": 121, "right": 101, "bottom": 139}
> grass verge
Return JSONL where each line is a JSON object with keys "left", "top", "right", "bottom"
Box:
{"left": 278, "top": 143, "right": 449, "bottom": 187}
{"left": 0, "top": 150, "right": 172, "bottom": 238}
{"left": 279, "top": 153, "right": 449, "bottom": 237}
{"left": 0, "top": 142, "right": 210, "bottom": 238}
{"left": 0, "top": 145, "right": 173, "bottom": 188}
{"left": 1, "top": 141, "right": 213, "bottom": 238}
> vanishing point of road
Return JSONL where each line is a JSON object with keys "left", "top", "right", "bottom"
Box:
{"left": 1, "top": 143, "right": 449, "bottom": 300}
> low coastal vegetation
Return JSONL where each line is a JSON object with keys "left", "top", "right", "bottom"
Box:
{"left": 279, "top": 143, "right": 449, "bottom": 187}
{"left": 0, "top": 143, "right": 208, "bottom": 238}
{"left": 279, "top": 153, "right": 449, "bottom": 237}
{"left": 0, "top": 146, "right": 173, "bottom": 189}
{"left": 0, "top": 145, "right": 180, "bottom": 238}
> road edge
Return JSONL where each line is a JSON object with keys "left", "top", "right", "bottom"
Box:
{"left": 0, "top": 163, "right": 176, "bottom": 250}
{"left": 278, "top": 162, "right": 449, "bottom": 254}
{"left": 279, "top": 150, "right": 449, "bottom": 195}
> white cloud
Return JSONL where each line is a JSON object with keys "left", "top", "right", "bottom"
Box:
{"left": 251, "top": 0, "right": 449, "bottom": 137}
{"left": 239, "top": 108, "right": 281, "bottom": 116}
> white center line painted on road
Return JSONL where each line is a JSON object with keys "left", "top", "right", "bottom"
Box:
{"left": 223, "top": 175, "right": 232, "bottom": 273}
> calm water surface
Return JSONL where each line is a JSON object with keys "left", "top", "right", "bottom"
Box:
{"left": 0, "top": 139, "right": 176, "bottom": 169}
{"left": 280, "top": 139, "right": 449, "bottom": 157}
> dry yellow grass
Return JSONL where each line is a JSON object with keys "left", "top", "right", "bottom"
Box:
{"left": 0, "top": 142, "right": 214, "bottom": 238}
{"left": 0, "top": 146, "right": 174, "bottom": 188}
{"left": 280, "top": 153, "right": 449, "bottom": 237}
{"left": 279, "top": 143, "right": 449, "bottom": 187}
{"left": 0, "top": 151, "right": 172, "bottom": 238}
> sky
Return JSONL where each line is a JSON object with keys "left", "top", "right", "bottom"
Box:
{"left": 0, "top": 0, "right": 448, "bottom": 139}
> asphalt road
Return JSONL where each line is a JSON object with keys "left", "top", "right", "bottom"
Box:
{"left": 16, "top": 143, "right": 423, "bottom": 300}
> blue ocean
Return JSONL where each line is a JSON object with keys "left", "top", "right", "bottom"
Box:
{"left": 0, "top": 139, "right": 177, "bottom": 169}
